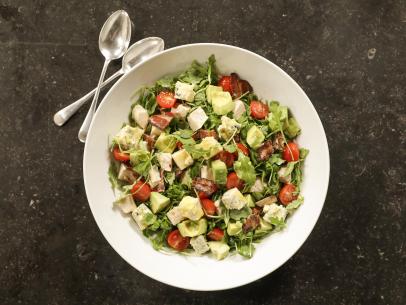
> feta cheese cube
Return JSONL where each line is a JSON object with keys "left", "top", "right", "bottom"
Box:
{"left": 233, "top": 99, "right": 246, "bottom": 119}
{"left": 222, "top": 188, "right": 247, "bottom": 210}
{"left": 132, "top": 105, "right": 149, "bottom": 129}
{"left": 263, "top": 203, "right": 287, "bottom": 222}
{"left": 250, "top": 178, "right": 264, "bottom": 193}
{"left": 172, "top": 149, "right": 194, "bottom": 170}
{"left": 217, "top": 116, "right": 241, "bottom": 140}
{"left": 167, "top": 206, "right": 185, "bottom": 225}
{"left": 150, "top": 126, "right": 163, "bottom": 137}
{"left": 148, "top": 165, "right": 161, "bottom": 188}
{"left": 157, "top": 152, "right": 172, "bottom": 171}
{"left": 278, "top": 166, "right": 292, "bottom": 183}
{"left": 190, "top": 235, "right": 210, "bottom": 254}
{"left": 171, "top": 104, "right": 191, "bottom": 118}
{"left": 117, "top": 163, "right": 138, "bottom": 183}
{"left": 200, "top": 165, "right": 214, "bottom": 180}
{"left": 132, "top": 204, "right": 156, "bottom": 230}
{"left": 174, "top": 81, "right": 195, "bottom": 102}
{"left": 114, "top": 194, "right": 136, "bottom": 213}
{"left": 187, "top": 107, "right": 208, "bottom": 131}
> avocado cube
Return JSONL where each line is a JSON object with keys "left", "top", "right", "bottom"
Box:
{"left": 206, "top": 85, "right": 223, "bottom": 104}
{"left": 227, "top": 221, "right": 242, "bottom": 236}
{"left": 211, "top": 159, "right": 227, "bottom": 185}
{"left": 245, "top": 194, "right": 255, "bottom": 208}
{"left": 246, "top": 125, "right": 265, "bottom": 148}
{"left": 172, "top": 149, "right": 194, "bottom": 170}
{"left": 208, "top": 241, "right": 230, "bottom": 260}
{"left": 155, "top": 133, "right": 177, "bottom": 153}
{"left": 150, "top": 192, "right": 170, "bottom": 214}
{"left": 178, "top": 196, "right": 204, "bottom": 220}
{"left": 194, "top": 137, "right": 223, "bottom": 159}
{"left": 212, "top": 91, "right": 234, "bottom": 115}
{"left": 177, "top": 219, "right": 208, "bottom": 237}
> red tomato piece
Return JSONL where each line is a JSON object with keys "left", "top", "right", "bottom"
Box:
{"left": 236, "top": 143, "right": 250, "bottom": 156}
{"left": 156, "top": 91, "right": 177, "bottom": 108}
{"left": 218, "top": 76, "right": 232, "bottom": 94}
{"left": 201, "top": 198, "right": 216, "bottom": 216}
{"left": 279, "top": 184, "right": 298, "bottom": 206}
{"left": 197, "top": 191, "right": 208, "bottom": 199}
{"left": 131, "top": 180, "right": 151, "bottom": 202}
{"left": 113, "top": 147, "right": 130, "bottom": 162}
{"left": 226, "top": 172, "right": 244, "bottom": 190}
{"left": 282, "top": 142, "right": 300, "bottom": 162}
{"left": 215, "top": 151, "right": 235, "bottom": 168}
{"left": 207, "top": 228, "right": 224, "bottom": 241}
{"left": 167, "top": 229, "right": 190, "bottom": 251}
{"left": 250, "top": 100, "right": 269, "bottom": 119}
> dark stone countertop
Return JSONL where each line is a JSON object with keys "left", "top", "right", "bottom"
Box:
{"left": 1, "top": 1, "right": 405, "bottom": 304}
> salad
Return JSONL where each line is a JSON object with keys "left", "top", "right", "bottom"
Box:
{"left": 108, "top": 55, "right": 308, "bottom": 260}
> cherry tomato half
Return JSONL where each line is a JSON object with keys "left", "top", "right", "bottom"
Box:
{"left": 279, "top": 184, "right": 298, "bottom": 206}
{"left": 113, "top": 147, "right": 130, "bottom": 162}
{"left": 167, "top": 229, "right": 190, "bottom": 251}
{"left": 218, "top": 76, "right": 232, "bottom": 94}
{"left": 215, "top": 151, "right": 235, "bottom": 168}
{"left": 236, "top": 143, "right": 250, "bottom": 156}
{"left": 207, "top": 228, "right": 224, "bottom": 241}
{"left": 201, "top": 198, "right": 216, "bottom": 216}
{"left": 250, "top": 100, "right": 269, "bottom": 119}
{"left": 282, "top": 142, "right": 300, "bottom": 162}
{"left": 156, "top": 91, "right": 177, "bottom": 108}
{"left": 226, "top": 172, "right": 244, "bottom": 190}
{"left": 131, "top": 180, "right": 151, "bottom": 202}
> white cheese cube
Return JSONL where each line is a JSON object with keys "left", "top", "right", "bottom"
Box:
{"left": 217, "top": 116, "right": 241, "bottom": 140}
{"left": 190, "top": 235, "right": 210, "bottom": 254}
{"left": 172, "top": 149, "right": 194, "bottom": 170}
{"left": 263, "top": 203, "right": 287, "bottom": 222}
{"left": 150, "top": 126, "right": 163, "bottom": 137}
{"left": 250, "top": 178, "right": 264, "bottom": 193}
{"left": 114, "top": 125, "right": 144, "bottom": 150}
{"left": 132, "top": 105, "right": 149, "bottom": 129}
{"left": 148, "top": 165, "right": 161, "bottom": 188}
{"left": 132, "top": 204, "right": 156, "bottom": 230}
{"left": 200, "top": 165, "right": 214, "bottom": 180}
{"left": 171, "top": 104, "right": 191, "bottom": 118}
{"left": 114, "top": 194, "right": 136, "bottom": 213}
{"left": 222, "top": 188, "right": 247, "bottom": 210}
{"left": 187, "top": 107, "right": 208, "bottom": 131}
{"left": 117, "top": 163, "right": 138, "bottom": 183}
{"left": 233, "top": 99, "right": 246, "bottom": 119}
{"left": 157, "top": 152, "right": 172, "bottom": 171}
{"left": 174, "top": 81, "right": 196, "bottom": 102}
{"left": 278, "top": 166, "right": 292, "bottom": 183}
{"left": 167, "top": 206, "right": 185, "bottom": 225}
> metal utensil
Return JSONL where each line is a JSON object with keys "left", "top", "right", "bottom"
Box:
{"left": 53, "top": 37, "right": 164, "bottom": 127}
{"left": 77, "top": 10, "right": 131, "bottom": 142}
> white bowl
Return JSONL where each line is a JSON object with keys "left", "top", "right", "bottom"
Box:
{"left": 83, "top": 43, "right": 330, "bottom": 291}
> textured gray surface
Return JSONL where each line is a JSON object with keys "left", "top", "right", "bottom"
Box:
{"left": 1, "top": 0, "right": 405, "bottom": 304}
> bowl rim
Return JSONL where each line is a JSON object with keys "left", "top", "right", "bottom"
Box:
{"left": 83, "top": 42, "right": 330, "bottom": 290}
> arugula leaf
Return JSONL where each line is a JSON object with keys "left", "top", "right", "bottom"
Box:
{"left": 172, "top": 130, "right": 196, "bottom": 146}
{"left": 268, "top": 153, "right": 285, "bottom": 166}
{"left": 223, "top": 143, "right": 237, "bottom": 153}
{"left": 284, "top": 117, "right": 301, "bottom": 138}
{"left": 165, "top": 183, "right": 187, "bottom": 204}
{"left": 229, "top": 206, "right": 251, "bottom": 220}
{"left": 156, "top": 76, "right": 175, "bottom": 90}
{"left": 268, "top": 217, "right": 286, "bottom": 231}
{"left": 299, "top": 148, "right": 309, "bottom": 159}
{"left": 184, "top": 143, "right": 210, "bottom": 160}
{"left": 234, "top": 233, "right": 255, "bottom": 258}
{"left": 132, "top": 87, "right": 157, "bottom": 115}
{"left": 286, "top": 196, "right": 304, "bottom": 211}
{"left": 130, "top": 150, "right": 152, "bottom": 177}
{"left": 108, "top": 161, "right": 125, "bottom": 191}
{"left": 234, "top": 153, "right": 256, "bottom": 186}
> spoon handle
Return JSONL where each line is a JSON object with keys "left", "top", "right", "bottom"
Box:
{"left": 78, "top": 60, "right": 111, "bottom": 142}
{"left": 53, "top": 69, "right": 123, "bottom": 126}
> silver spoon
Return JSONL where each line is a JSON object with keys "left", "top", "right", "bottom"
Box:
{"left": 78, "top": 10, "right": 131, "bottom": 142}
{"left": 53, "top": 37, "right": 164, "bottom": 127}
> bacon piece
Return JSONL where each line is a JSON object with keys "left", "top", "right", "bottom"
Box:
{"left": 192, "top": 129, "right": 218, "bottom": 140}
{"left": 230, "top": 73, "right": 253, "bottom": 98}
{"left": 149, "top": 114, "right": 173, "bottom": 130}
{"left": 242, "top": 214, "right": 260, "bottom": 233}
{"left": 192, "top": 178, "right": 218, "bottom": 197}
{"left": 252, "top": 206, "right": 263, "bottom": 216}
{"left": 257, "top": 140, "right": 274, "bottom": 161}
{"left": 143, "top": 134, "right": 156, "bottom": 151}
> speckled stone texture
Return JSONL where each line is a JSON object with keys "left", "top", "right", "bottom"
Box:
{"left": 0, "top": 0, "right": 405, "bottom": 304}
